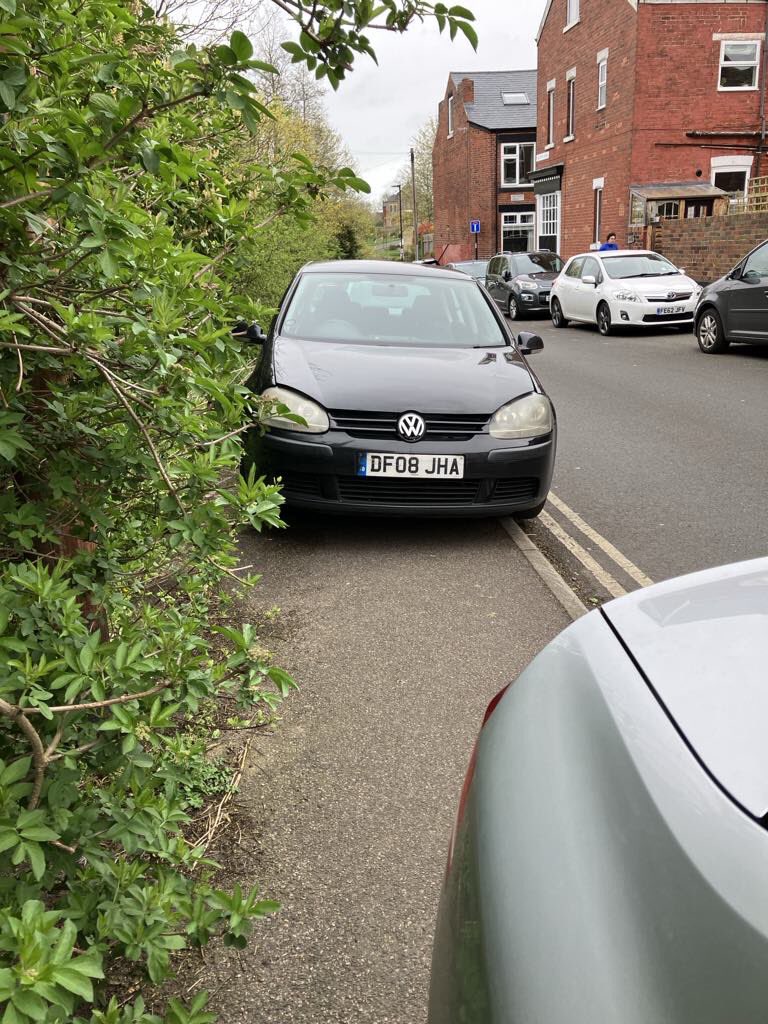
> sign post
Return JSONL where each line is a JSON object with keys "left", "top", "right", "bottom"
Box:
{"left": 470, "top": 219, "right": 480, "bottom": 260}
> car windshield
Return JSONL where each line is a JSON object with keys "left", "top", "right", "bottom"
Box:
{"left": 450, "top": 261, "right": 488, "bottom": 279}
{"left": 602, "top": 253, "right": 680, "bottom": 279}
{"left": 280, "top": 272, "right": 507, "bottom": 348}
{"left": 514, "top": 252, "right": 563, "bottom": 275}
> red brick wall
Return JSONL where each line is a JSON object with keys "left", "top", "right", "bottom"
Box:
{"left": 653, "top": 211, "right": 768, "bottom": 282}
{"left": 536, "top": 0, "right": 638, "bottom": 256}
{"left": 632, "top": 3, "right": 767, "bottom": 184}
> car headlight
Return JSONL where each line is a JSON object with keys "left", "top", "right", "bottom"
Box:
{"left": 614, "top": 291, "right": 640, "bottom": 302}
{"left": 489, "top": 393, "right": 553, "bottom": 439}
{"left": 522, "top": 280, "right": 540, "bottom": 290}
{"left": 261, "top": 386, "right": 329, "bottom": 434}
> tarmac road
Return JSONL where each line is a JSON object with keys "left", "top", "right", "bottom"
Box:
{"left": 522, "top": 318, "right": 768, "bottom": 583}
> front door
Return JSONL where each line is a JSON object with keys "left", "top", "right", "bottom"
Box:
{"left": 571, "top": 256, "right": 602, "bottom": 319}
{"left": 728, "top": 241, "right": 768, "bottom": 341}
{"left": 537, "top": 191, "right": 560, "bottom": 253}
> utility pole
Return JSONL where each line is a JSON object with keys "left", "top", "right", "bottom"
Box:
{"left": 410, "top": 147, "right": 418, "bottom": 261}
{"left": 395, "top": 184, "right": 404, "bottom": 260}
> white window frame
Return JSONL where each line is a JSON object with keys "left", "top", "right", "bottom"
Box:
{"left": 500, "top": 142, "right": 536, "bottom": 187}
{"left": 501, "top": 211, "right": 535, "bottom": 251}
{"left": 546, "top": 80, "right": 556, "bottom": 148}
{"left": 565, "top": 0, "right": 579, "bottom": 30}
{"left": 447, "top": 95, "right": 454, "bottom": 136}
{"left": 597, "top": 56, "right": 608, "bottom": 110}
{"left": 593, "top": 179, "right": 604, "bottom": 245}
{"left": 565, "top": 71, "right": 576, "bottom": 141}
{"left": 711, "top": 154, "right": 753, "bottom": 201}
{"left": 718, "top": 39, "right": 761, "bottom": 91}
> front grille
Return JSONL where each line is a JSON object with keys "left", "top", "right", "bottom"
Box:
{"left": 538, "top": 292, "right": 551, "bottom": 306}
{"left": 489, "top": 478, "right": 539, "bottom": 502}
{"left": 330, "top": 410, "right": 488, "bottom": 442}
{"left": 337, "top": 477, "right": 480, "bottom": 505}
{"left": 278, "top": 471, "right": 324, "bottom": 498}
{"left": 647, "top": 292, "right": 692, "bottom": 302}
{"left": 642, "top": 312, "right": 694, "bottom": 323}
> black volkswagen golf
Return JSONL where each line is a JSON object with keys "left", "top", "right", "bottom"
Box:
{"left": 241, "top": 260, "right": 556, "bottom": 518}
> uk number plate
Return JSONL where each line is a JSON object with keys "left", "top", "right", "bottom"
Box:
{"left": 357, "top": 453, "right": 465, "bottom": 479}
{"left": 656, "top": 305, "right": 685, "bottom": 315}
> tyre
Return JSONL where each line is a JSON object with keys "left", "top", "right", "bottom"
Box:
{"left": 508, "top": 294, "right": 521, "bottom": 320}
{"left": 550, "top": 297, "right": 568, "bottom": 328}
{"left": 513, "top": 499, "right": 546, "bottom": 521}
{"left": 597, "top": 301, "right": 612, "bottom": 336}
{"left": 697, "top": 308, "right": 730, "bottom": 354}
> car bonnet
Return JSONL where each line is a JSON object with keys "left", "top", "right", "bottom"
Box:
{"left": 272, "top": 336, "right": 538, "bottom": 414}
{"left": 602, "top": 558, "right": 768, "bottom": 818}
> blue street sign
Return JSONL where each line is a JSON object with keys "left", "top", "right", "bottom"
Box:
{"left": 470, "top": 219, "right": 481, "bottom": 234}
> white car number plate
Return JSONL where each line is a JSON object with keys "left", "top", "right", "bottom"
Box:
{"left": 357, "top": 453, "right": 465, "bottom": 479}
{"left": 656, "top": 305, "right": 685, "bottom": 315}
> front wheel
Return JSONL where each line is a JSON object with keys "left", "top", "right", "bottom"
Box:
{"left": 550, "top": 297, "right": 568, "bottom": 328}
{"left": 513, "top": 499, "right": 546, "bottom": 521}
{"left": 697, "top": 309, "right": 730, "bottom": 353}
{"left": 596, "top": 301, "right": 612, "bottom": 336}
{"left": 508, "top": 295, "right": 521, "bottom": 320}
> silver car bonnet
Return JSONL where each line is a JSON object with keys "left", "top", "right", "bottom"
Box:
{"left": 602, "top": 558, "right": 768, "bottom": 818}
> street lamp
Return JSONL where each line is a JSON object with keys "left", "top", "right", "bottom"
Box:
{"left": 391, "top": 183, "right": 404, "bottom": 260}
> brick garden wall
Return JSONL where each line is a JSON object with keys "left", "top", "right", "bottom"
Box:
{"left": 653, "top": 212, "right": 768, "bottom": 282}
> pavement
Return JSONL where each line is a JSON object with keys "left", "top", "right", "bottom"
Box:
{"left": 205, "top": 513, "right": 571, "bottom": 1024}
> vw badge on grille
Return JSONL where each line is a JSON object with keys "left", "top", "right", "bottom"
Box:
{"left": 397, "top": 412, "right": 426, "bottom": 441}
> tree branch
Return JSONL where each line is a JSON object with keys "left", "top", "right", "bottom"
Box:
{"left": 22, "top": 679, "right": 173, "bottom": 715}
{"left": 0, "top": 698, "right": 47, "bottom": 810}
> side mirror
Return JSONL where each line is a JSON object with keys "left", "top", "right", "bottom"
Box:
{"left": 233, "top": 321, "right": 267, "bottom": 343}
{"left": 517, "top": 331, "right": 544, "bottom": 355}
{"left": 582, "top": 274, "right": 597, "bottom": 286}
{"left": 503, "top": 269, "right": 512, "bottom": 282}
{"left": 743, "top": 267, "right": 761, "bottom": 282}
{"left": 678, "top": 267, "right": 686, "bottom": 276}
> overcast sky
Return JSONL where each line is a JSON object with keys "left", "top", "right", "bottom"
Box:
{"left": 323, "top": 0, "right": 545, "bottom": 202}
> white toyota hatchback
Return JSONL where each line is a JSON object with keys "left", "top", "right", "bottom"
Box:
{"left": 549, "top": 250, "right": 701, "bottom": 336}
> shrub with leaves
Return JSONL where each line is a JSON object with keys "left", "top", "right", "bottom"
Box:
{"left": 0, "top": 0, "right": 474, "bottom": 1021}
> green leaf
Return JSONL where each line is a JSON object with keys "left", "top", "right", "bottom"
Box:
{"left": 0, "top": 81, "right": 15, "bottom": 109}
{"left": 140, "top": 146, "right": 160, "bottom": 174}
{"left": 24, "top": 841, "right": 45, "bottom": 880}
{"left": 0, "top": 0, "right": 17, "bottom": 14}
{"left": 0, "top": 830, "right": 19, "bottom": 854}
{"left": 1, "top": 756, "right": 31, "bottom": 785}
{"left": 229, "top": 30, "right": 253, "bottom": 61}
{"left": 100, "top": 249, "right": 118, "bottom": 277}
{"left": 51, "top": 967, "right": 93, "bottom": 1000}
{"left": 215, "top": 44, "right": 237, "bottom": 66}
{"left": 457, "top": 19, "right": 478, "bottom": 49}
{"left": 11, "top": 988, "right": 47, "bottom": 1019}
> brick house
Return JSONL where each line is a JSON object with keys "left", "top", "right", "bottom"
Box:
{"left": 432, "top": 70, "right": 538, "bottom": 263}
{"left": 533, "top": 0, "right": 768, "bottom": 257}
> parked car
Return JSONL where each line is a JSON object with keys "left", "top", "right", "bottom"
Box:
{"left": 694, "top": 238, "right": 768, "bottom": 353}
{"left": 444, "top": 259, "right": 489, "bottom": 280}
{"left": 239, "top": 261, "right": 555, "bottom": 519}
{"left": 485, "top": 251, "right": 564, "bottom": 320}
{"left": 549, "top": 250, "right": 701, "bottom": 336}
{"left": 429, "top": 556, "right": 768, "bottom": 1024}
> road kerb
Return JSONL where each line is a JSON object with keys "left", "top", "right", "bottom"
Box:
{"left": 500, "top": 518, "right": 588, "bottom": 621}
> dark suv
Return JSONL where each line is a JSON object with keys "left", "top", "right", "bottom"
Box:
{"left": 485, "top": 251, "right": 564, "bottom": 320}
{"left": 695, "top": 238, "right": 768, "bottom": 353}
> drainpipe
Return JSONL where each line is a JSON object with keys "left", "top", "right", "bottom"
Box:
{"left": 760, "top": 0, "right": 768, "bottom": 172}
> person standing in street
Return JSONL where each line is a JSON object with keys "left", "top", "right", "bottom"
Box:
{"left": 600, "top": 232, "right": 618, "bottom": 250}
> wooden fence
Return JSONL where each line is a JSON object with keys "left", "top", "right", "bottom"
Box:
{"left": 729, "top": 175, "right": 768, "bottom": 215}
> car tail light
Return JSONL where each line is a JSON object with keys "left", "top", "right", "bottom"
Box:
{"left": 446, "top": 683, "right": 511, "bottom": 874}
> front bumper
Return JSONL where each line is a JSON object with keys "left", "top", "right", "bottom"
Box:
{"left": 243, "top": 427, "right": 556, "bottom": 517}
{"left": 519, "top": 289, "right": 551, "bottom": 313}
{"left": 609, "top": 297, "right": 698, "bottom": 327}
